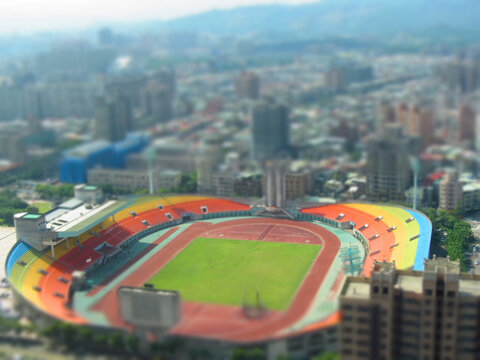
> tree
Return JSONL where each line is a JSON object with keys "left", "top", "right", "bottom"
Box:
{"left": 94, "top": 334, "right": 108, "bottom": 349}
{"left": 445, "top": 219, "right": 475, "bottom": 271}
{"left": 41, "top": 321, "right": 62, "bottom": 338}
{"left": 110, "top": 332, "right": 124, "bottom": 351}
{"left": 0, "top": 190, "right": 35, "bottom": 226}
{"left": 232, "top": 347, "right": 265, "bottom": 360}
{"left": 172, "top": 172, "right": 197, "bottom": 193}
{"left": 127, "top": 334, "right": 140, "bottom": 352}
{"left": 36, "top": 184, "right": 74, "bottom": 202}
{"left": 78, "top": 327, "right": 94, "bottom": 346}
{"left": 60, "top": 323, "right": 78, "bottom": 349}
{"left": 312, "top": 352, "right": 339, "bottom": 360}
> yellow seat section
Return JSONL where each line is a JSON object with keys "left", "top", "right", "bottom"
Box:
{"left": 346, "top": 203, "right": 405, "bottom": 264}
{"left": 9, "top": 263, "right": 25, "bottom": 290}
{"left": 346, "top": 204, "right": 419, "bottom": 269}
{"left": 21, "top": 254, "right": 54, "bottom": 310}
{"left": 379, "top": 206, "right": 420, "bottom": 269}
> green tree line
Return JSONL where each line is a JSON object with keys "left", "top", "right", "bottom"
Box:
{"left": 423, "top": 208, "right": 475, "bottom": 271}
{"left": 0, "top": 190, "right": 37, "bottom": 226}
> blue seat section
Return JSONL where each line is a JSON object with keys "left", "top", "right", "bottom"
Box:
{"left": 6, "top": 241, "right": 31, "bottom": 276}
{"left": 407, "top": 209, "right": 432, "bottom": 271}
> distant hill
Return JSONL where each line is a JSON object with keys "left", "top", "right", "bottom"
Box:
{"left": 145, "top": 0, "right": 480, "bottom": 40}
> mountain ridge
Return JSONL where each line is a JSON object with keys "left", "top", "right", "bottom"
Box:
{"left": 139, "top": 0, "right": 480, "bottom": 40}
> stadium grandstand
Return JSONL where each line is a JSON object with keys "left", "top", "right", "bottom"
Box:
{"left": 5, "top": 188, "right": 432, "bottom": 359}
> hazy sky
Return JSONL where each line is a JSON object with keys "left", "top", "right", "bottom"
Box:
{"left": 0, "top": 0, "right": 318, "bottom": 34}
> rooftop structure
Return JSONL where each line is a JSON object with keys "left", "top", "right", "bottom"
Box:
{"left": 14, "top": 185, "right": 131, "bottom": 256}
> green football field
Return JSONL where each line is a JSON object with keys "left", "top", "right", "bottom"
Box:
{"left": 147, "top": 237, "right": 321, "bottom": 310}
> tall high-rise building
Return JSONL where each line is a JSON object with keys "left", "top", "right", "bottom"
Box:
{"left": 234, "top": 72, "right": 260, "bottom": 100}
{"left": 408, "top": 105, "right": 421, "bottom": 136}
{"left": 151, "top": 69, "right": 176, "bottom": 97}
{"left": 324, "top": 67, "right": 344, "bottom": 92}
{"left": 439, "top": 170, "right": 463, "bottom": 210}
{"left": 95, "top": 95, "right": 133, "bottom": 142}
{"left": 142, "top": 83, "right": 173, "bottom": 123}
{"left": 340, "top": 258, "right": 480, "bottom": 360}
{"left": 475, "top": 113, "right": 480, "bottom": 151}
{"left": 252, "top": 99, "right": 290, "bottom": 161}
{"left": 104, "top": 75, "right": 146, "bottom": 108}
{"left": 406, "top": 106, "right": 435, "bottom": 149}
{"left": 377, "top": 101, "right": 396, "bottom": 135}
{"left": 196, "top": 138, "right": 223, "bottom": 194}
{"left": 459, "top": 103, "right": 476, "bottom": 143}
{"left": 397, "top": 103, "right": 409, "bottom": 132}
{"left": 366, "top": 124, "right": 421, "bottom": 202}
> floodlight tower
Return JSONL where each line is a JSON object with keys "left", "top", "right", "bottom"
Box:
{"left": 146, "top": 147, "right": 156, "bottom": 195}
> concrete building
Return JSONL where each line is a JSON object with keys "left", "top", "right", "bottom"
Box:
{"left": 127, "top": 139, "right": 196, "bottom": 173}
{"left": 285, "top": 171, "right": 312, "bottom": 201}
{"left": 234, "top": 72, "right": 260, "bottom": 100}
{"left": 196, "top": 138, "right": 224, "bottom": 194}
{"left": 234, "top": 172, "right": 263, "bottom": 198}
{"left": 74, "top": 184, "right": 104, "bottom": 204}
{"left": 397, "top": 103, "right": 409, "bottom": 132}
{"left": 141, "top": 83, "right": 172, "bottom": 123}
{"left": 0, "top": 126, "right": 28, "bottom": 164}
{"left": 340, "top": 258, "right": 480, "bottom": 360}
{"left": 252, "top": 99, "right": 290, "bottom": 161}
{"left": 439, "top": 170, "right": 463, "bottom": 210}
{"left": 87, "top": 168, "right": 181, "bottom": 193}
{"left": 141, "top": 70, "right": 175, "bottom": 123}
{"left": 211, "top": 171, "right": 235, "bottom": 197}
{"left": 407, "top": 106, "right": 435, "bottom": 150}
{"left": 462, "top": 182, "right": 480, "bottom": 212}
{"left": 366, "top": 124, "right": 421, "bottom": 202}
{"left": 0, "top": 80, "right": 102, "bottom": 121}
{"left": 459, "top": 104, "right": 476, "bottom": 144}
{"left": 104, "top": 75, "right": 146, "bottom": 109}
{"left": 95, "top": 94, "right": 133, "bottom": 142}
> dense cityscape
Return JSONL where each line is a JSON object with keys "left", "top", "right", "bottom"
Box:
{"left": 0, "top": 0, "right": 480, "bottom": 359}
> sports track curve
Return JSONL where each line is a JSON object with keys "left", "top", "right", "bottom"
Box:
{"left": 91, "top": 217, "right": 341, "bottom": 343}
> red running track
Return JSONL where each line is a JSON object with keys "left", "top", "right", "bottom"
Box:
{"left": 91, "top": 218, "right": 341, "bottom": 342}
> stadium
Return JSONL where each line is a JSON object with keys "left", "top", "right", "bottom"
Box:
{"left": 5, "top": 185, "right": 432, "bottom": 358}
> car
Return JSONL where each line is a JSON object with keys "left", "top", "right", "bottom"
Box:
{"left": 475, "top": 260, "right": 479, "bottom": 266}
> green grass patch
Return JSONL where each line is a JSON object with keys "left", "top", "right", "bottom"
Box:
{"left": 32, "top": 201, "right": 53, "bottom": 214}
{"left": 147, "top": 238, "right": 321, "bottom": 310}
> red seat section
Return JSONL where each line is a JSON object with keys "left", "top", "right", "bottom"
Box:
{"left": 39, "top": 262, "right": 86, "bottom": 324}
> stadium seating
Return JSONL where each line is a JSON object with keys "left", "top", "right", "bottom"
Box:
{"left": 302, "top": 203, "right": 432, "bottom": 276}
{"left": 6, "top": 197, "right": 431, "bottom": 336}
{"left": 6, "top": 241, "right": 31, "bottom": 276}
